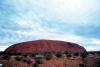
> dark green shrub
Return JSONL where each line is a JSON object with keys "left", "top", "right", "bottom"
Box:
{"left": 81, "top": 51, "right": 88, "bottom": 58}
{"left": 0, "top": 51, "right": 4, "bottom": 56}
{"left": 73, "top": 52, "right": 79, "bottom": 56}
{"left": 44, "top": 52, "right": 52, "bottom": 60}
{"left": 15, "top": 56, "right": 22, "bottom": 61}
{"left": 64, "top": 51, "right": 72, "bottom": 57}
{"left": 36, "top": 59, "right": 43, "bottom": 64}
{"left": 2, "top": 55, "right": 10, "bottom": 60}
{"left": 66, "top": 54, "right": 71, "bottom": 57}
{"left": 23, "top": 54, "right": 28, "bottom": 57}
{"left": 64, "top": 51, "right": 68, "bottom": 55}
{"left": 22, "top": 52, "right": 33, "bottom": 57}
{"left": 55, "top": 52, "right": 62, "bottom": 58}
{"left": 32, "top": 52, "right": 39, "bottom": 58}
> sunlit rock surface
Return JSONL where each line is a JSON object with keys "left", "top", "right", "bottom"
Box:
{"left": 5, "top": 40, "right": 85, "bottom": 54}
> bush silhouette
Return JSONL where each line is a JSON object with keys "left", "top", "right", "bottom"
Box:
{"left": 55, "top": 52, "right": 62, "bottom": 58}
{"left": 44, "top": 52, "right": 52, "bottom": 60}
{"left": 2, "top": 55, "right": 10, "bottom": 60}
{"left": 15, "top": 56, "right": 22, "bottom": 61}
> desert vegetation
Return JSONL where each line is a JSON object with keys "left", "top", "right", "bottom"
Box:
{"left": 0, "top": 51, "right": 75, "bottom": 65}
{"left": 55, "top": 52, "right": 62, "bottom": 58}
{"left": 44, "top": 52, "right": 52, "bottom": 60}
{"left": 0, "top": 50, "right": 100, "bottom": 67}
{"left": 0, "top": 40, "right": 100, "bottom": 67}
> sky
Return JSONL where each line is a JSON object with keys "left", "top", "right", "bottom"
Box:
{"left": 0, "top": 0, "right": 100, "bottom": 51}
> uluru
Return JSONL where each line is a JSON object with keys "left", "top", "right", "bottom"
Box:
{"left": 5, "top": 40, "right": 85, "bottom": 54}
{"left": 0, "top": 40, "right": 100, "bottom": 67}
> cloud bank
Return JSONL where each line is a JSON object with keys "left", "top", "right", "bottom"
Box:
{"left": 0, "top": 0, "right": 100, "bottom": 51}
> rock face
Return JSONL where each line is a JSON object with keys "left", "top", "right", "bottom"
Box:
{"left": 5, "top": 40, "right": 86, "bottom": 54}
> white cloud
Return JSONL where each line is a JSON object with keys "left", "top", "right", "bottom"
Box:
{"left": 9, "top": 0, "right": 98, "bottom": 25}
{"left": 90, "top": 39, "right": 100, "bottom": 45}
{"left": 0, "top": 46, "right": 9, "bottom": 51}
{"left": 1, "top": 28, "right": 100, "bottom": 51}
{"left": 1, "top": 21, "right": 100, "bottom": 51}
{"left": 0, "top": 0, "right": 99, "bottom": 51}
{"left": 43, "top": 0, "right": 98, "bottom": 25}
{"left": 85, "top": 46, "right": 100, "bottom": 51}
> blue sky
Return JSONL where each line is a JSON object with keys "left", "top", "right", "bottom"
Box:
{"left": 0, "top": 0, "right": 100, "bottom": 51}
